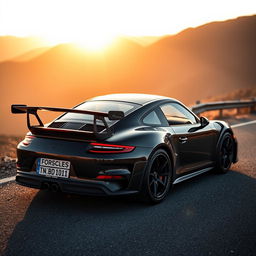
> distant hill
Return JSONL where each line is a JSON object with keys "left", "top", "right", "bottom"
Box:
{"left": 127, "top": 36, "right": 163, "bottom": 46}
{"left": 204, "top": 86, "right": 256, "bottom": 102}
{"left": 147, "top": 15, "right": 256, "bottom": 101}
{"left": 0, "top": 36, "right": 49, "bottom": 62}
{"left": 1, "top": 15, "right": 256, "bottom": 135}
{"left": 12, "top": 47, "right": 50, "bottom": 62}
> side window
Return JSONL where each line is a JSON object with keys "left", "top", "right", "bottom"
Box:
{"left": 160, "top": 103, "right": 198, "bottom": 125}
{"left": 143, "top": 111, "right": 162, "bottom": 126}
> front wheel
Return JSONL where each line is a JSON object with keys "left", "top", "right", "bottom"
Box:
{"left": 214, "top": 133, "right": 234, "bottom": 174}
{"left": 139, "top": 149, "right": 172, "bottom": 204}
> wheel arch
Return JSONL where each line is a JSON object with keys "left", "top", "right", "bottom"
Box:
{"left": 216, "top": 126, "right": 238, "bottom": 164}
{"left": 149, "top": 143, "right": 175, "bottom": 180}
{"left": 215, "top": 121, "right": 234, "bottom": 150}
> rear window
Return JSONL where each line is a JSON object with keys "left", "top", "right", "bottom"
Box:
{"left": 49, "top": 101, "right": 137, "bottom": 131}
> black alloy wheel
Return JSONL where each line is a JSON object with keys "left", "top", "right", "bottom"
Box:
{"left": 216, "top": 133, "right": 234, "bottom": 173}
{"left": 140, "top": 149, "right": 172, "bottom": 203}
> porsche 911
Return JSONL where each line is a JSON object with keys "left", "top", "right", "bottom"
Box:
{"left": 12, "top": 94, "right": 238, "bottom": 203}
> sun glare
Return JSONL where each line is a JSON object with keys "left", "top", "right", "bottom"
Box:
{"left": 41, "top": 30, "right": 117, "bottom": 52}
{"left": 45, "top": 34, "right": 116, "bottom": 52}
{"left": 0, "top": 0, "right": 255, "bottom": 50}
{"left": 73, "top": 35, "right": 115, "bottom": 52}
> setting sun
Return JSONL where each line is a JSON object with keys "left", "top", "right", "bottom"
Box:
{"left": 73, "top": 36, "right": 115, "bottom": 51}
{"left": 44, "top": 32, "right": 116, "bottom": 52}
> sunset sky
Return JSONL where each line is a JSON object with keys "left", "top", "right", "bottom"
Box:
{"left": 0, "top": 0, "right": 255, "bottom": 49}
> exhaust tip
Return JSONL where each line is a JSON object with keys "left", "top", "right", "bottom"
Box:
{"left": 51, "top": 183, "right": 59, "bottom": 192}
{"left": 43, "top": 182, "right": 50, "bottom": 190}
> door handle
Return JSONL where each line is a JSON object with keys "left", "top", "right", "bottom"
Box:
{"left": 179, "top": 137, "right": 188, "bottom": 144}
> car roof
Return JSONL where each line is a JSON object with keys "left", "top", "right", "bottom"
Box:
{"left": 88, "top": 93, "right": 175, "bottom": 105}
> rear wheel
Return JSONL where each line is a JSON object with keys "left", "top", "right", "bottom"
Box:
{"left": 215, "top": 133, "right": 234, "bottom": 174}
{"left": 139, "top": 149, "right": 172, "bottom": 204}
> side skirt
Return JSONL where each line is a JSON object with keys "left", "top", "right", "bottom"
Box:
{"left": 173, "top": 167, "right": 213, "bottom": 185}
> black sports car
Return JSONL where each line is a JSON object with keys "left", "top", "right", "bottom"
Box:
{"left": 12, "top": 94, "right": 238, "bottom": 203}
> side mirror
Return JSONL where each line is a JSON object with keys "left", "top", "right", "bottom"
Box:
{"left": 189, "top": 116, "right": 209, "bottom": 132}
{"left": 200, "top": 116, "right": 209, "bottom": 127}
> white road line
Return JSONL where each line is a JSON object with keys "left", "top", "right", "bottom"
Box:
{"left": 231, "top": 120, "right": 256, "bottom": 128}
{"left": 0, "top": 175, "right": 16, "bottom": 185}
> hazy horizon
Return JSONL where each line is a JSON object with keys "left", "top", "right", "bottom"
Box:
{"left": 1, "top": 14, "right": 255, "bottom": 48}
{"left": 1, "top": 0, "right": 255, "bottom": 50}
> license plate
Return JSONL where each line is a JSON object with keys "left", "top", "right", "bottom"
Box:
{"left": 36, "top": 158, "right": 70, "bottom": 178}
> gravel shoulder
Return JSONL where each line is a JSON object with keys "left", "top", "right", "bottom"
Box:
{"left": 0, "top": 157, "right": 16, "bottom": 180}
{"left": 0, "top": 183, "right": 37, "bottom": 254}
{"left": 0, "top": 135, "right": 21, "bottom": 179}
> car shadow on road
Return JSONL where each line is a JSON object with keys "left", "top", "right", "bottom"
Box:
{"left": 3, "top": 170, "right": 256, "bottom": 256}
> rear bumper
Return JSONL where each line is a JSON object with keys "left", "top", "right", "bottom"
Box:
{"left": 16, "top": 171, "right": 139, "bottom": 196}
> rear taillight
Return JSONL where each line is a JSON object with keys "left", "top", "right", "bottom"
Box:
{"left": 88, "top": 143, "right": 135, "bottom": 153}
{"left": 96, "top": 175, "right": 124, "bottom": 180}
{"left": 21, "top": 135, "right": 35, "bottom": 146}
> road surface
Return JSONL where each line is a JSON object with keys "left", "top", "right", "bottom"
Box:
{"left": 0, "top": 121, "right": 255, "bottom": 256}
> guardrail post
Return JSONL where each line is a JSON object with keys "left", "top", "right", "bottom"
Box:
{"left": 219, "top": 109, "right": 223, "bottom": 118}
{"left": 250, "top": 98, "right": 256, "bottom": 113}
{"left": 237, "top": 108, "right": 242, "bottom": 115}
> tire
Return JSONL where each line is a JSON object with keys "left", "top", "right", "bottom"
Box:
{"left": 214, "top": 133, "right": 234, "bottom": 174}
{"left": 139, "top": 149, "right": 172, "bottom": 204}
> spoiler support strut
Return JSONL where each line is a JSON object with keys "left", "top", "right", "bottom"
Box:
{"left": 26, "top": 108, "right": 44, "bottom": 129}
{"left": 11, "top": 104, "right": 124, "bottom": 139}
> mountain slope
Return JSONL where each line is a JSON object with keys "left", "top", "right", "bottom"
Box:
{"left": 1, "top": 15, "right": 256, "bottom": 135}
{"left": 12, "top": 47, "right": 50, "bottom": 62}
{"left": 0, "top": 36, "right": 49, "bottom": 62}
{"left": 146, "top": 15, "right": 256, "bottom": 100}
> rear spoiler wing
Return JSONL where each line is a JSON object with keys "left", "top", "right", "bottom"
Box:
{"left": 11, "top": 104, "right": 124, "bottom": 138}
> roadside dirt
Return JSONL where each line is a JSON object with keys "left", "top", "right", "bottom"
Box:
{"left": 0, "top": 183, "right": 37, "bottom": 254}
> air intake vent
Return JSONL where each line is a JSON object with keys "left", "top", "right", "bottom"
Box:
{"left": 48, "top": 122, "right": 66, "bottom": 128}
{"left": 61, "top": 122, "right": 85, "bottom": 130}
{"left": 80, "top": 124, "right": 105, "bottom": 132}
{"left": 49, "top": 122, "right": 105, "bottom": 132}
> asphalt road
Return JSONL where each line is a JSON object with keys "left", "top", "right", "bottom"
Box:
{"left": 0, "top": 122, "right": 256, "bottom": 256}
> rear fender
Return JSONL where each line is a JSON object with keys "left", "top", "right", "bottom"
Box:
{"left": 214, "top": 121, "right": 238, "bottom": 163}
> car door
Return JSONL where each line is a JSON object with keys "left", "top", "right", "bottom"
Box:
{"left": 159, "top": 102, "right": 218, "bottom": 175}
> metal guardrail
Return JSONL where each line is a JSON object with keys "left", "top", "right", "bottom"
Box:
{"left": 191, "top": 99, "right": 256, "bottom": 116}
